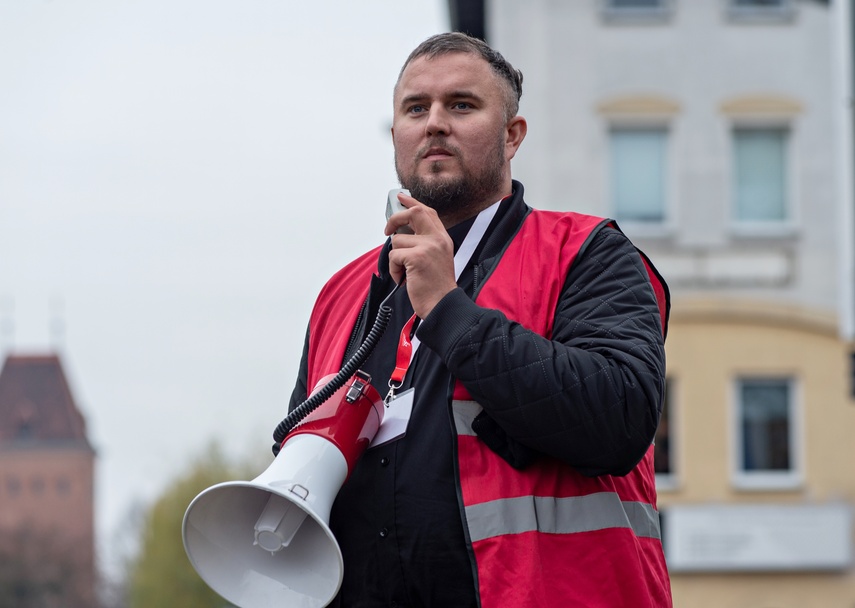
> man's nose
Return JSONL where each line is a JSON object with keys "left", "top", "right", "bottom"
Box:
{"left": 425, "top": 106, "right": 450, "bottom": 137}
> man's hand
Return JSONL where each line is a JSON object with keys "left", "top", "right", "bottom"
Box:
{"left": 384, "top": 192, "right": 457, "bottom": 319}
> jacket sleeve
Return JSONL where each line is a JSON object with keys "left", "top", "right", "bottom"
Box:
{"left": 416, "top": 226, "right": 666, "bottom": 476}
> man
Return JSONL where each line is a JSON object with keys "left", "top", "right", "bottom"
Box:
{"left": 284, "top": 32, "right": 672, "bottom": 607}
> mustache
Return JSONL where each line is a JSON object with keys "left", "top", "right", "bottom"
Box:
{"left": 416, "top": 138, "right": 461, "bottom": 159}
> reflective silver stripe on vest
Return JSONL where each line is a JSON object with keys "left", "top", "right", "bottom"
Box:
{"left": 452, "top": 401, "right": 661, "bottom": 541}
{"left": 452, "top": 400, "right": 482, "bottom": 436}
{"left": 465, "top": 493, "right": 661, "bottom": 542}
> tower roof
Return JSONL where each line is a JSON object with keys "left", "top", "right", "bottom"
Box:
{"left": 0, "top": 354, "right": 91, "bottom": 446}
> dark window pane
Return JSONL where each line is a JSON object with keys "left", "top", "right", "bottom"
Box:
{"left": 17, "top": 420, "right": 33, "bottom": 439}
{"left": 740, "top": 379, "right": 791, "bottom": 471}
{"left": 654, "top": 380, "right": 672, "bottom": 474}
{"left": 7, "top": 476, "right": 21, "bottom": 496}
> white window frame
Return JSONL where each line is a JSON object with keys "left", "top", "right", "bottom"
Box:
{"left": 731, "top": 376, "right": 803, "bottom": 491}
{"left": 726, "top": 0, "right": 796, "bottom": 23}
{"left": 601, "top": 0, "right": 674, "bottom": 22}
{"left": 607, "top": 121, "right": 676, "bottom": 238}
{"left": 728, "top": 120, "right": 798, "bottom": 238}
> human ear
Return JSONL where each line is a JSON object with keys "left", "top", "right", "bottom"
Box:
{"left": 505, "top": 115, "right": 527, "bottom": 160}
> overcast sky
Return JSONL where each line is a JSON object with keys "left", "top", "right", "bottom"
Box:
{"left": 0, "top": 0, "right": 447, "bottom": 567}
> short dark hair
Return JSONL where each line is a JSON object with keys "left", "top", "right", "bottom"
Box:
{"left": 397, "top": 32, "right": 524, "bottom": 120}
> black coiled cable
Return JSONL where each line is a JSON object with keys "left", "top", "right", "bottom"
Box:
{"left": 271, "top": 282, "right": 402, "bottom": 456}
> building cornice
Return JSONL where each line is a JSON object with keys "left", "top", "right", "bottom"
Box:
{"left": 720, "top": 94, "right": 804, "bottom": 118}
{"left": 596, "top": 94, "right": 681, "bottom": 117}
{"left": 671, "top": 298, "right": 839, "bottom": 338}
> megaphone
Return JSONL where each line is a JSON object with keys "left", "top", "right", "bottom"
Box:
{"left": 182, "top": 371, "right": 384, "bottom": 608}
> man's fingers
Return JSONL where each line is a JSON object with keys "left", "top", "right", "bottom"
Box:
{"left": 388, "top": 250, "right": 406, "bottom": 285}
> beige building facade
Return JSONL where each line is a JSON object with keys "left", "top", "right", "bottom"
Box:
{"left": 449, "top": 0, "right": 855, "bottom": 605}
{"left": 664, "top": 300, "right": 855, "bottom": 605}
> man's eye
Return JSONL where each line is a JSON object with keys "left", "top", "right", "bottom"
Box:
{"left": 409, "top": 105, "right": 426, "bottom": 114}
{"left": 453, "top": 102, "right": 471, "bottom": 110}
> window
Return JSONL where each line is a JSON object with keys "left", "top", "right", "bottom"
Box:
{"left": 56, "top": 477, "right": 71, "bottom": 495}
{"left": 733, "top": 127, "right": 788, "bottom": 224}
{"left": 6, "top": 476, "right": 21, "bottom": 497}
{"left": 610, "top": 0, "right": 665, "bottom": 6}
{"left": 16, "top": 420, "right": 33, "bottom": 439}
{"left": 610, "top": 127, "right": 668, "bottom": 224}
{"left": 733, "top": 0, "right": 786, "bottom": 5}
{"left": 734, "top": 377, "right": 800, "bottom": 488}
{"left": 655, "top": 378, "right": 677, "bottom": 489}
{"left": 728, "top": 0, "right": 795, "bottom": 22}
{"left": 602, "top": 0, "right": 672, "bottom": 21}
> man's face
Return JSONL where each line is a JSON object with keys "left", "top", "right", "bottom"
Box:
{"left": 392, "top": 52, "right": 518, "bottom": 223}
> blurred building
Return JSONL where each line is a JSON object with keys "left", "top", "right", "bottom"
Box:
{"left": 451, "top": 0, "right": 854, "bottom": 605}
{"left": 0, "top": 353, "right": 96, "bottom": 607}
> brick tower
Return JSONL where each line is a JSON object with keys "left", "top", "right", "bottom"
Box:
{"left": 0, "top": 353, "right": 96, "bottom": 607}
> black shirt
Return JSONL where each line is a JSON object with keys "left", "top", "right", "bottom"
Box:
{"left": 327, "top": 204, "right": 509, "bottom": 608}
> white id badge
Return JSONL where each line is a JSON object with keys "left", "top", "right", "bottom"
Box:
{"left": 369, "top": 388, "right": 415, "bottom": 448}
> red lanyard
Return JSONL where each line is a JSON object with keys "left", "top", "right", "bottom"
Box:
{"left": 383, "top": 196, "right": 504, "bottom": 404}
{"left": 386, "top": 313, "right": 417, "bottom": 403}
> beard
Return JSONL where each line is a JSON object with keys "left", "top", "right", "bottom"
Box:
{"left": 395, "top": 136, "right": 506, "bottom": 223}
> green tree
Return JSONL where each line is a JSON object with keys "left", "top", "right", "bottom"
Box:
{"left": 126, "top": 442, "right": 262, "bottom": 608}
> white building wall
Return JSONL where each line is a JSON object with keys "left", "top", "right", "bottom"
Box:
{"left": 832, "top": 0, "right": 855, "bottom": 341}
{"left": 489, "top": 0, "right": 839, "bottom": 318}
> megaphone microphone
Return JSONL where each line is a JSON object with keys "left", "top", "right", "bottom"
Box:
{"left": 182, "top": 371, "right": 384, "bottom": 608}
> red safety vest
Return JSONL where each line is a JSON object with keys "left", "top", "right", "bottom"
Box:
{"left": 305, "top": 209, "right": 672, "bottom": 607}
{"left": 452, "top": 209, "right": 671, "bottom": 607}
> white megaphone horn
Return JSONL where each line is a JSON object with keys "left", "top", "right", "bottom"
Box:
{"left": 182, "top": 371, "right": 384, "bottom": 608}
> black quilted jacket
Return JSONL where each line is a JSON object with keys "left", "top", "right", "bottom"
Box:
{"left": 288, "top": 181, "right": 668, "bottom": 477}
